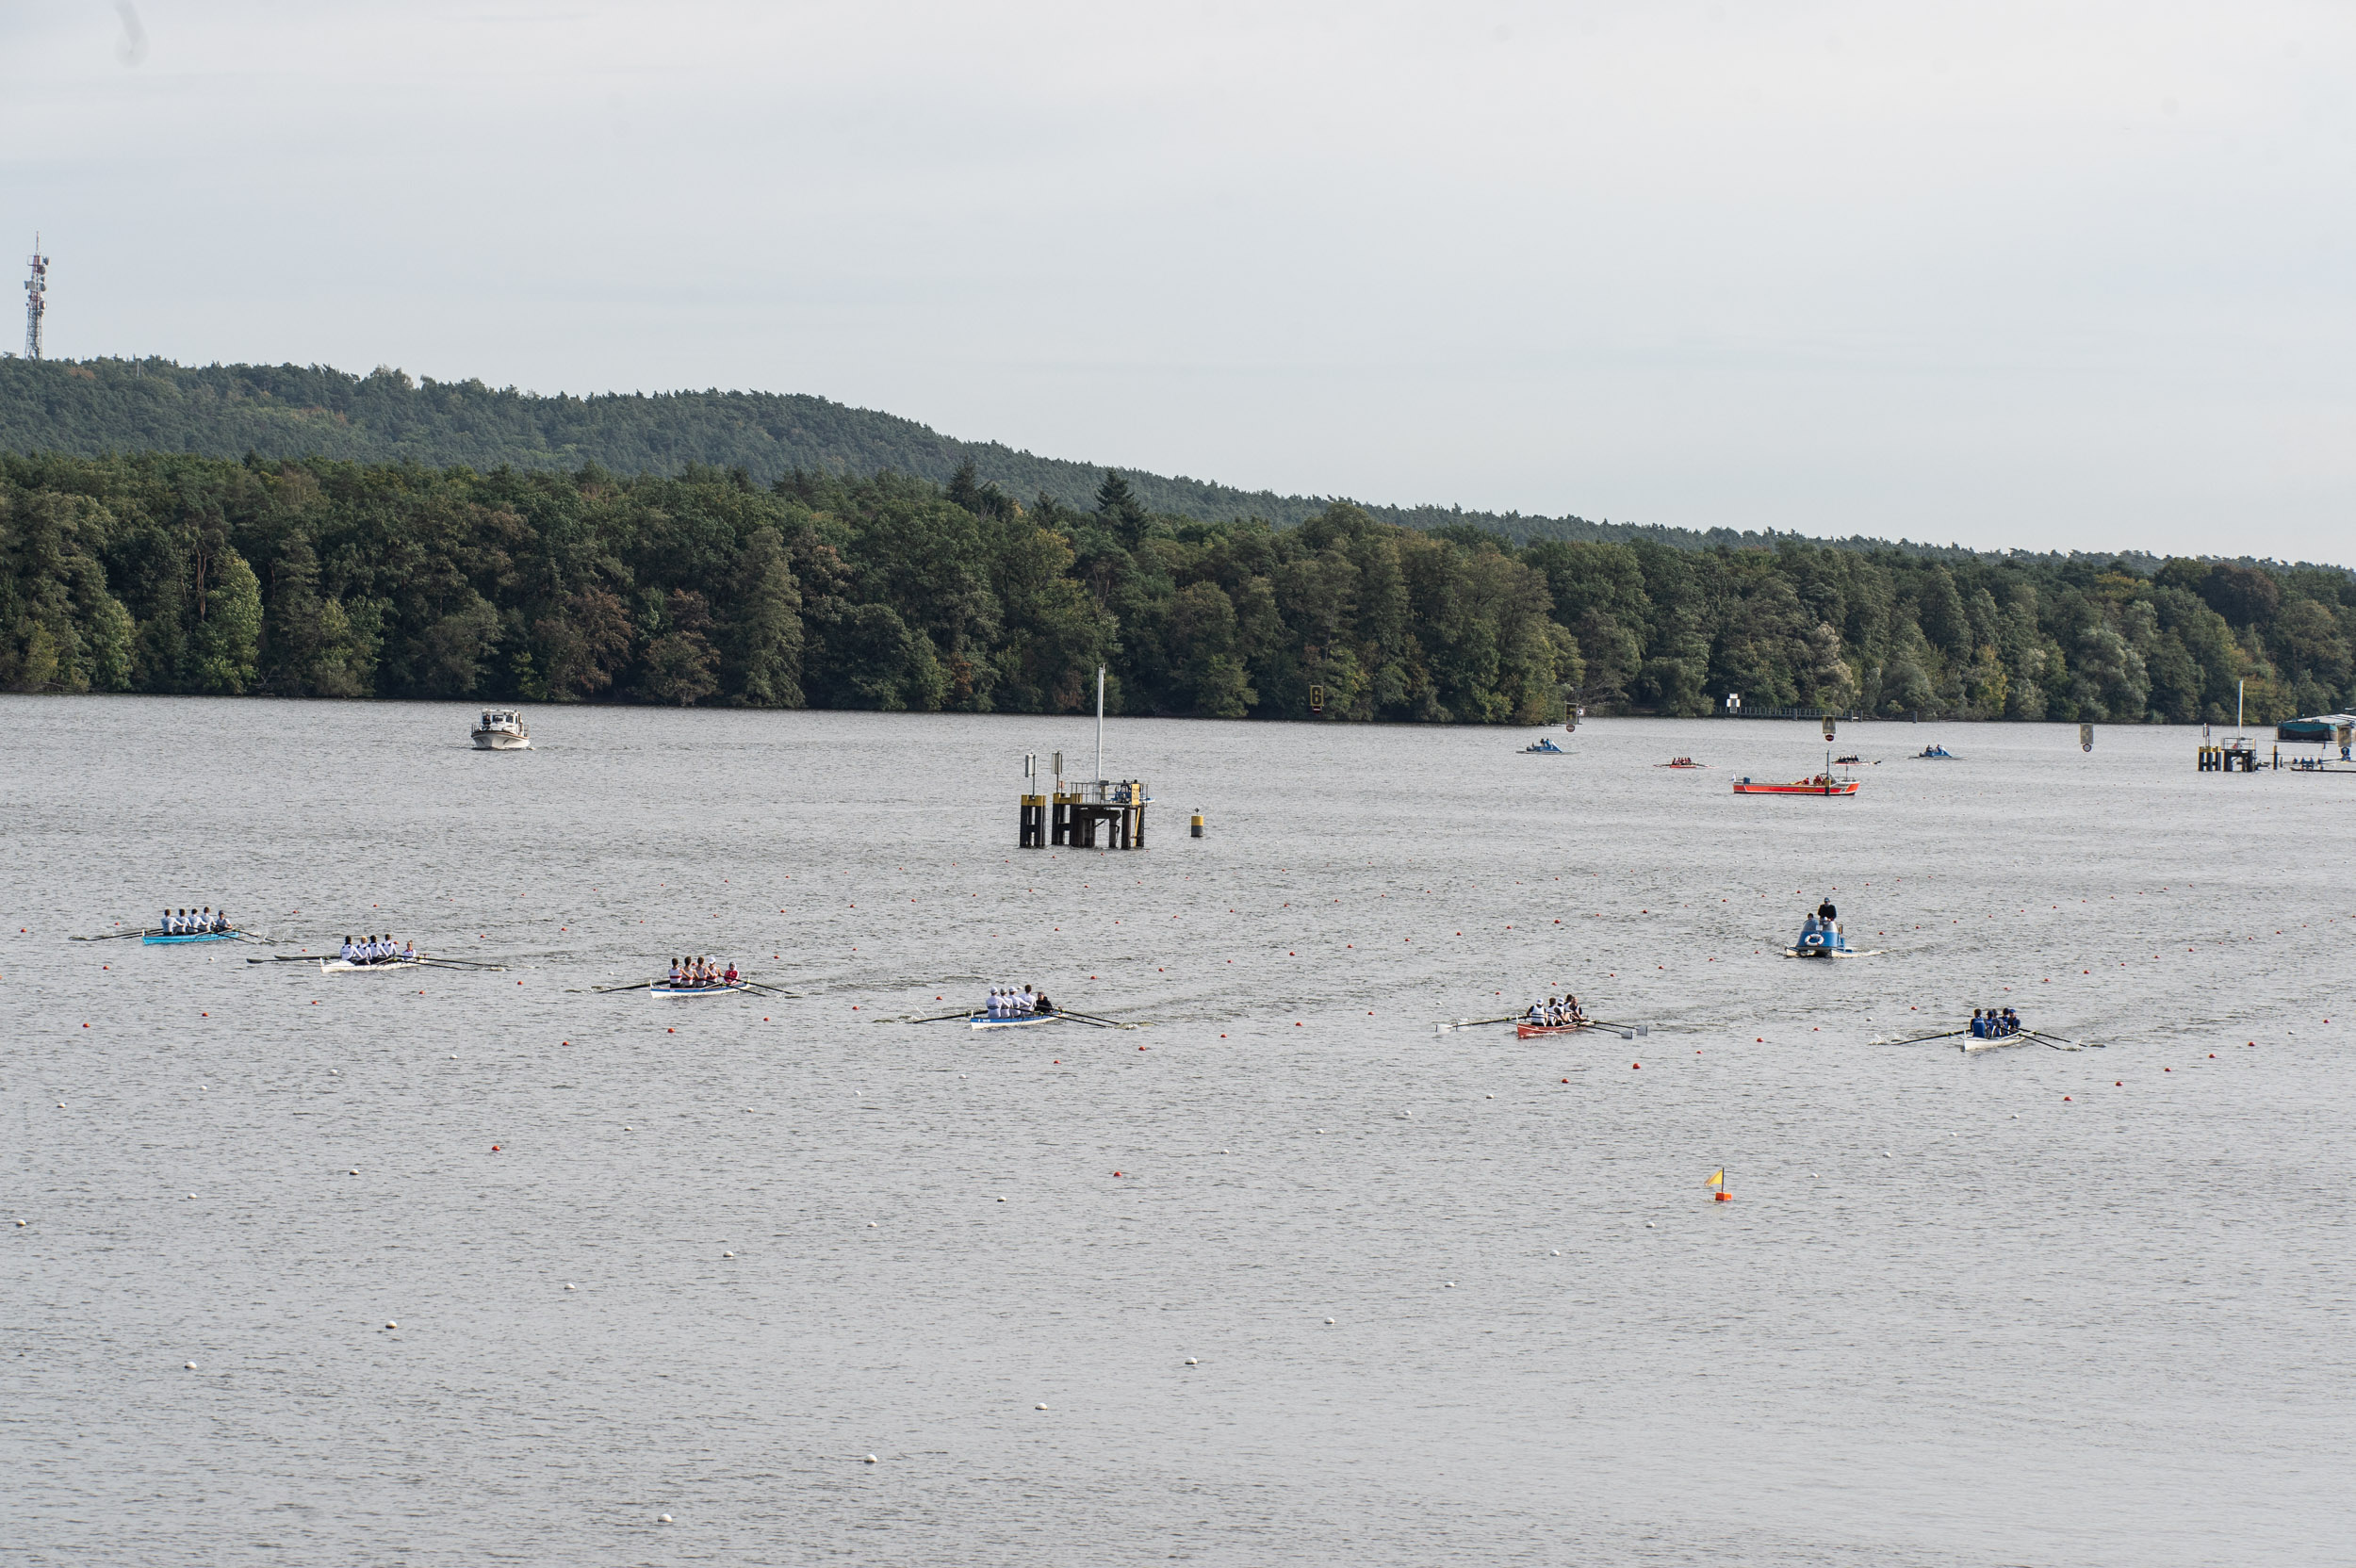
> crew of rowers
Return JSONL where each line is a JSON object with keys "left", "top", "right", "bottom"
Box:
{"left": 1523, "top": 995, "right": 1586, "bottom": 1027}
{"left": 1970, "top": 1007, "right": 2021, "bottom": 1038}
{"left": 339, "top": 934, "right": 416, "bottom": 965}
{"left": 667, "top": 956, "right": 739, "bottom": 988}
{"left": 984, "top": 985, "right": 1054, "bottom": 1019}
{"left": 160, "top": 907, "right": 233, "bottom": 934}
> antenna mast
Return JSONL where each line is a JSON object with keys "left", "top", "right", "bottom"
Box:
{"left": 25, "top": 234, "right": 48, "bottom": 360}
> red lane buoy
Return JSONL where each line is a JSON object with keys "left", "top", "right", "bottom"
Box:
{"left": 1631, "top": 1063, "right": 1641, "bottom": 1070}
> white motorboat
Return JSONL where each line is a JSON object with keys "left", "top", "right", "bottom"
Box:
{"left": 471, "top": 709, "right": 531, "bottom": 750}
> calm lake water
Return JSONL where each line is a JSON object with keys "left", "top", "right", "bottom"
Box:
{"left": 6, "top": 696, "right": 2350, "bottom": 1565}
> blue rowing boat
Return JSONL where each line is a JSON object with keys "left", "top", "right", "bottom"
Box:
{"left": 143, "top": 931, "right": 240, "bottom": 945}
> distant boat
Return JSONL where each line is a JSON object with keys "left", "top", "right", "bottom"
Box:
{"left": 142, "top": 930, "right": 240, "bottom": 945}
{"left": 471, "top": 709, "right": 531, "bottom": 750}
{"left": 2278, "top": 713, "right": 2355, "bottom": 743}
{"left": 1911, "top": 745, "right": 1958, "bottom": 760}
{"left": 1656, "top": 757, "right": 1706, "bottom": 768}
{"left": 1733, "top": 774, "right": 1858, "bottom": 796}
{"left": 1520, "top": 738, "right": 1570, "bottom": 756}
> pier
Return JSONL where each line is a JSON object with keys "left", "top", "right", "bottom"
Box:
{"left": 1017, "top": 664, "right": 1151, "bottom": 851}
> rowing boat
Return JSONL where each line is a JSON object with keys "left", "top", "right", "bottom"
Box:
{"left": 319, "top": 956, "right": 423, "bottom": 974}
{"left": 143, "top": 931, "right": 241, "bottom": 945}
{"left": 1515, "top": 1021, "right": 1588, "bottom": 1038}
{"left": 969, "top": 1011, "right": 1062, "bottom": 1029}
{"left": 651, "top": 980, "right": 748, "bottom": 998}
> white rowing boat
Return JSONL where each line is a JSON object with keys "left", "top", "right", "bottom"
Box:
{"left": 969, "top": 1011, "right": 1062, "bottom": 1030}
{"left": 651, "top": 981, "right": 748, "bottom": 998}
{"left": 319, "top": 956, "right": 423, "bottom": 974}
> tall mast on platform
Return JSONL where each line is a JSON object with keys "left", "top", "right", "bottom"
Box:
{"left": 24, "top": 235, "right": 48, "bottom": 360}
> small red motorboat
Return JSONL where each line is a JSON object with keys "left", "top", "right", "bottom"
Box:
{"left": 1732, "top": 773, "right": 1858, "bottom": 796}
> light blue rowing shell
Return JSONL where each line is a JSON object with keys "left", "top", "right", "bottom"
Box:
{"left": 142, "top": 931, "right": 239, "bottom": 945}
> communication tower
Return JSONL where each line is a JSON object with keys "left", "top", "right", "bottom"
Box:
{"left": 24, "top": 235, "right": 49, "bottom": 359}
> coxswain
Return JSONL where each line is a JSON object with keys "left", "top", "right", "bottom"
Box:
{"left": 1034, "top": 989, "right": 1054, "bottom": 1015}
{"left": 723, "top": 961, "right": 739, "bottom": 985}
{"left": 401, "top": 939, "right": 417, "bottom": 960}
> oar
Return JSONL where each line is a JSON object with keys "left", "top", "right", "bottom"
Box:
{"left": 2023, "top": 1029, "right": 2098, "bottom": 1051}
{"left": 417, "top": 958, "right": 504, "bottom": 972}
{"left": 71, "top": 927, "right": 155, "bottom": 942}
{"left": 1435, "top": 1014, "right": 1519, "bottom": 1035}
{"left": 902, "top": 1010, "right": 975, "bottom": 1023}
{"left": 588, "top": 981, "right": 653, "bottom": 994}
{"left": 1873, "top": 1028, "right": 1968, "bottom": 1045}
{"left": 741, "top": 982, "right": 801, "bottom": 998}
{"left": 417, "top": 956, "right": 507, "bottom": 971}
{"left": 1588, "top": 1019, "right": 1651, "bottom": 1037}
{"left": 1051, "top": 1005, "right": 1138, "bottom": 1027}
{"left": 246, "top": 954, "right": 324, "bottom": 964}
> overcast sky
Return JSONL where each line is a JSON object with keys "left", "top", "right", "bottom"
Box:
{"left": 3, "top": 1, "right": 2350, "bottom": 559}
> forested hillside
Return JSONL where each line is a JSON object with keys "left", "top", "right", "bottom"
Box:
{"left": 0, "top": 355, "right": 1958, "bottom": 554}
{"left": 4, "top": 450, "right": 2348, "bottom": 724}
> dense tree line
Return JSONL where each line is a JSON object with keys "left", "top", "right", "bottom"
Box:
{"left": 2, "top": 450, "right": 2348, "bottom": 724}
{"left": 3, "top": 355, "right": 1993, "bottom": 555}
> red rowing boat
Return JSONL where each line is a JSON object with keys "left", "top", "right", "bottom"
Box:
{"left": 1516, "top": 1021, "right": 1588, "bottom": 1038}
{"left": 1732, "top": 773, "right": 1858, "bottom": 796}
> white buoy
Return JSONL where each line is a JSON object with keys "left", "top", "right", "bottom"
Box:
{"left": 1550, "top": 1250, "right": 1560, "bottom": 1256}
{"left": 349, "top": 1168, "right": 359, "bottom": 1175}
{"left": 185, "top": 1362, "right": 196, "bottom": 1369}
{"left": 864, "top": 1454, "right": 877, "bottom": 1463}
{"left": 384, "top": 1321, "right": 397, "bottom": 1330}
{"left": 1184, "top": 1358, "right": 1198, "bottom": 1365}
{"left": 1444, "top": 1281, "right": 1454, "bottom": 1288}
{"left": 867, "top": 1222, "right": 876, "bottom": 1228}
{"left": 1323, "top": 1317, "right": 1334, "bottom": 1325}
{"left": 1646, "top": 1222, "right": 1656, "bottom": 1228}
{"left": 564, "top": 1283, "right": 576, "bottom": 1290}
{"left": 187, "top": 1193, "right": 195, "bottom": 1200}
{"left": 623, "top": 1126, "right": 631, "bottom": 1132}
{"left": 658, "top": 1513, "right": 673, "bottom": 1524}
{"left": 722, "top": 1251, "right": 735, "bottom": 1258}
{"left": 1035, "top": 1402, "right": 1048, "bottom": 1410}
{"left": 997, "top": 1197, "right": 1006, "bottom": 1202}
